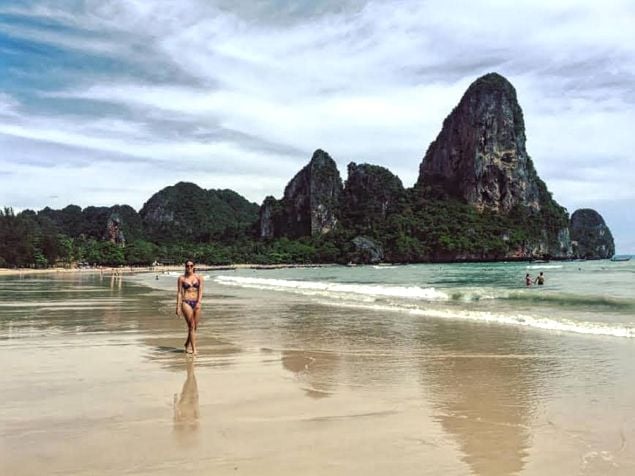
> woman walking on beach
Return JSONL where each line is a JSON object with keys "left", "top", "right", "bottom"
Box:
{"left": 176, "top": 260, "right": 204, "bottom": 354}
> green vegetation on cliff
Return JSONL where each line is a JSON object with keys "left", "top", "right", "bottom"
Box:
{"left": 141, "top": 182, "right": 259, "bottom": 242}
{"left": 0, "top": 72, "right": 603, "bottom": 268}
{"left": 0, "top": 168, "right": 574, "bottom": 268}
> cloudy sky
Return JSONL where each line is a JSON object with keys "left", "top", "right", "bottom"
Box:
{"left": 0, "top": 0, "right": 633, "bottom": 251}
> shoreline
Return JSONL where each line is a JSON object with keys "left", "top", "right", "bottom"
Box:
{"left": 0, "top": 262, "right": 337, "bottom": 277}
{"left": 1, "top": 256, "right": 621, "bottom": 278}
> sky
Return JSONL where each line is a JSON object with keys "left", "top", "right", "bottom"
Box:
{"left": 0, "top": 0, "right": 633, "bottom": 252}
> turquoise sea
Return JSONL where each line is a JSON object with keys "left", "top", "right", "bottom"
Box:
{"left": 201, "top": 259, "right": 635, "bottom": 338}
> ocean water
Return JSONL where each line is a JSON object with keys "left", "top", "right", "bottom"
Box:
{"left": 202, "top": 259, "right": 635, "bottom": 339}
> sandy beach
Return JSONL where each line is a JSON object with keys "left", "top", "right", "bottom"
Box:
{"left": 0, "top": 263, "right": 332, "bottom": 277}
{"left": 1, "top": 268, "right": 634, "bottom": 475}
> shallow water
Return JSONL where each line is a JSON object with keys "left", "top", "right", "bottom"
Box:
{"left": 208, "top": 259, "right": 635, "bottom": 337}
{"left": 1, "top": 265, "right": 635, "bottom": 475}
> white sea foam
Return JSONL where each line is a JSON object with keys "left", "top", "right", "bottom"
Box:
{"left": 214, "top": 275, "right": 634, "bottom": 338}
{"left": 526, "top": 264, "right": 563, "bottom": 269}
{"left": 448, "top": 287, "right": 506, "bottom": 302}
{"left": 214, "top": 276, "right": 449, "bottom": 302}
{"left": 317, "top": 300, "right": 635, "bottom": 338}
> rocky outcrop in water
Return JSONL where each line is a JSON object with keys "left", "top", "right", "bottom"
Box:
{"left": 570, "top": 209, "right": 615, "bottom": 259}
{"left": 351, "top": 236, "right": 384, "bottom": 264}
{"left": 259, "top": 149, "right": 343, "bottom": 239}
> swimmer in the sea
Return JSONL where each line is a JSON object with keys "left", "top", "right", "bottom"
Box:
{"left": 176, "top": 260, "right": 204, "bottom": 354}
{"left": 534, "top": 271, "right": 545, "bottom": 285}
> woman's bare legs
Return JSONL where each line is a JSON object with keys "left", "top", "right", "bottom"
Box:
{"left": 191, "top": 307, "right": 201, "bottom": 354}
{"left": 181, "top": 302, "right": 196, "bottom": 354}
{"left": 193, "top": 307, "right": 201, "bottom": 331}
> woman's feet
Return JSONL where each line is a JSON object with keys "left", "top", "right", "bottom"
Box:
{"left": 184, "top": 343, "right": 197, "bottom": 355}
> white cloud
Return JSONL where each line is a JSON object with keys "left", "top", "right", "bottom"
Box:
{"left": 0, "top": 93, "right": 20, "bottom": 117}
{"left": 1, "top": 0, "right": 634, "bottom": 249}
{"left": 0, "top": 22, "right": 126, "bottom": 55}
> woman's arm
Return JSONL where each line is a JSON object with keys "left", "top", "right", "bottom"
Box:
{"left": 196, "top": 274, "right": 204, "bottom": 308}
{"left": 176, "top": 277, "right": 182, "bottom": 316}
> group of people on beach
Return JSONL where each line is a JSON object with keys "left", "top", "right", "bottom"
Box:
{"left": 525, "top": 271, "right": 545, "bottom": 287}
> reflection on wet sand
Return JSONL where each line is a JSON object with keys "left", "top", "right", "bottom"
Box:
{"left": 144, "top": 335, "right": 243, "bottom": 371}
{"left": 110, "top": 273, "right": 123, "bottom": 291}
{"left": 281, "top": 350, "right": 339, "bottom": 398}
{"left": 173, "top": 358, "right": 200, "bottom": 442}
{"left": 419, "top": 323, "right": 546, "bottom": 476}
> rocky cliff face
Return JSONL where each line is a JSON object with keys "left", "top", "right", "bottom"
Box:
{"left": 108, "top": 205, "right": 144, "bottom": 244}
{"left": 258, "top": 196, "right": 278, "bottom": 240}
{"left": 251, "top": 74, "right": 615, "bottom": 263}
{"left": 341, "top": 162, "right": 405, "bottom": 232}
{"left": 259, "top": 149, "right": 343, "bottom": 239}
{"left": 416, "top": 73, "right": 548, "bottom": 213}
{"left": 415, "top": 72, "right": 571, "bottom": 258}
{"left": 570, "top": 209, "right": 615, "bottom": 259}
{"left": 39, "top": 204, "right": 143, "bottom": 244}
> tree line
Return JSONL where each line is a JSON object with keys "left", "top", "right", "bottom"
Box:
{"left": 0, "top": 194, "right": 569, "bottom": 268}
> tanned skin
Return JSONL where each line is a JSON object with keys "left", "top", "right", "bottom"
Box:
{"left": 176, "top": 260, "right": 204, "bottom": 354}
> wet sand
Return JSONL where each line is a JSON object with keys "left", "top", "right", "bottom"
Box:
{"left": 1, "top": 272, "right": 634, "bottom": 475}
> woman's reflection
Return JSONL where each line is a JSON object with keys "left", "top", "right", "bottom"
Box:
{"left": 173, "top": 358, "right": 200, "bottom": 440}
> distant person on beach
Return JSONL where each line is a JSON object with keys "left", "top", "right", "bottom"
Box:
{"left": 176, "top": 260, "right": 204, "bottom": 354}
{"left": 525, "top": 273, "right": 532, "bottom": 286}
{"left": 534, "top": 272, "right": 545, "bottom": 286}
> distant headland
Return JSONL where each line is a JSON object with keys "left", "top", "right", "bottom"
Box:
{"left": 0, "top": 73, "right": 614, "bottom": 268}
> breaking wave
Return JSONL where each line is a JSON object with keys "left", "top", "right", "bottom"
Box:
{"left": 215, "top": 276, "right": 449, "bottom": 302}
{"left": 214, "top": 275, "right": 635, "bottom": 338}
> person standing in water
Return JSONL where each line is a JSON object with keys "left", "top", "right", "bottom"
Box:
{"left": 176, "top": 260, "right": 204, "bottom": 354}
{"left": 525, "top": 273, "right": 532, "bottom": 286}
{"left": 534, "top": 271, "right": 545, "bottom": 286}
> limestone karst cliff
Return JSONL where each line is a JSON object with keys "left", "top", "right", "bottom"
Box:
{"left": 38, "top": 204, "right": 143, "bottom": 244}
{"left": 570, "top": 208, "right": 615, "bottom": 259}
{"left": 257, "top": 73, "right": 576, "bottom": 260}
{"left": 415, "top": 73, "right": 546, "bottom": 212}
{"left": 341, "top": 162, "right": 406, "bottom": 233}
{"left": 4, "top": 72, "right": 617, "bottom": 267}
{"left": 259, "top": 149, "right": 343, "bottom": 239}
{"left": 414, "top": 72, "right": 571, "bottom": 258}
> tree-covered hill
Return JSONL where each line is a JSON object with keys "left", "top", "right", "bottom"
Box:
{"left": 0, "top": 183, "right": 261, "bottom": 267}
{"left": 140, "top": 182, "right": 259, "bottom": 243}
